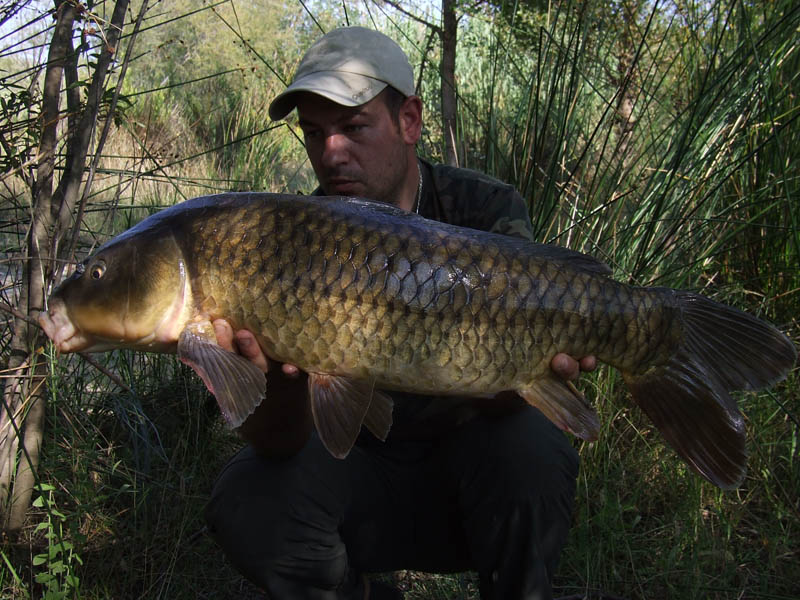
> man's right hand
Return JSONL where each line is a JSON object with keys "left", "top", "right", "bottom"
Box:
{"left": 213, "top": 319, "right": 303, "bottom": 377}
{"left": 212, "top": 319, "right": 311, "bottom": 457}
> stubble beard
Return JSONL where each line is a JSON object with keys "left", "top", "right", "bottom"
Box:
{"left": 370, "top": 147, "right": 410, "bottom": 208}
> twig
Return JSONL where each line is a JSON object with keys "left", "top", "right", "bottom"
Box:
{"left": 380, "top": 0, "right": 441, "bottom": 35}
{"left": 0, "top": 300, "right": 40, "bottom": 328}
{"left": 76, "top": 352, "right": 133, "bottom": 395}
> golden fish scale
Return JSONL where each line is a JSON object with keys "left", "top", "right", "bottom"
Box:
{"left": 184, "top": 197, "right": 680, "bottom": 394}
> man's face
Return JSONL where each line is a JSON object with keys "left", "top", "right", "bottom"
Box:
{"left": 296, "top": 91, "right": 416, "bottom": 206}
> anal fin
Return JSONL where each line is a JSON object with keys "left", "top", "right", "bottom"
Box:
{"left": 518, "top": 376, "right": 600, "bottom": 441}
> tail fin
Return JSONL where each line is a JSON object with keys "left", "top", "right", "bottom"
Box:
{"left": 623, "top": 291, "right": 796, "bottom": 489}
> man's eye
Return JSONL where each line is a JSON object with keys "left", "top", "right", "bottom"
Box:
{"left": 345, "top": 124, "right": 365, "bottom": 134}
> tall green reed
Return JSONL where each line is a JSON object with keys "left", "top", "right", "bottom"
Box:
{"left": 444, "top": 1, "right": 798, "bottom": 598}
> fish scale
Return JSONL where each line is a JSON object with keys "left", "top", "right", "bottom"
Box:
{"left": 38, "top": 192, "right": 796, "bottom": 488}
{"left": 184, "top": 198, "right": 685, "bottom": 392}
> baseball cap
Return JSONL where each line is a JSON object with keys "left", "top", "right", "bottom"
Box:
{"left": 268, "top": 26, "right": 415, "bottom": 121}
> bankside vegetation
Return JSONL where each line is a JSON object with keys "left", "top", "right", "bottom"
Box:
{"left": 1, "top": 1, "right": 798, "bottom": 598}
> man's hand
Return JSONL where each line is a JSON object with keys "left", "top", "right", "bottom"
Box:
{"left": 212, "top": 319, "right": 301, "bottom": 377}
{"left": 212, "top": 319, "right": 310, "bottom": 457}
{"left": 550, "top": 353, "right": 597, "bottom": 381}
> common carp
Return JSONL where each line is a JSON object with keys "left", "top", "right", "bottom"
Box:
{"left": 39, "top": 193, "right": 796, "bottom": 488}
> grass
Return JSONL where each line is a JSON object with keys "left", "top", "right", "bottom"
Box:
{"left": 4, "top": 360, "right": 794, "bottom": 598}
{"left": 1, "top": 0, "right": 799, "bottom": 599}
{"left": 560, "top": 372, "right": 800, "bottom": 599}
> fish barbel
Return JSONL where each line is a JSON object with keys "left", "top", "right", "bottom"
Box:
{"left": 38, "top": 193, "right": 796, "bottom": 488}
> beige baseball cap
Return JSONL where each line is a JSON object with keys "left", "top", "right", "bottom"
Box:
{"left": 268, "top": 26, "right": 415, "bottom": 121}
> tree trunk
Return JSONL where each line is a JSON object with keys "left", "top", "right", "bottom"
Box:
{"left": 0, "top": 0, "right": 133, "bottom": 536}
{"left": 0, "top": 0, "right": 77, "bottom": 535}
{"left": 441, "top": 0, "right": 458, "bottom": 166}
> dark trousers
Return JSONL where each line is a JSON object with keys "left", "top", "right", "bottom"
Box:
{"left": 205, "top": 406, "right": 578, "bottom": 600}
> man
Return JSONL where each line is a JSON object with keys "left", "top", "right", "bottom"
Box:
{"left": 205, "top": 27, "right": 595, "bottom": 600}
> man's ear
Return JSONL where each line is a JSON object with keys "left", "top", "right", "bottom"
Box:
{"left": 398, "top": 95, "right": 423, "bottom": 145}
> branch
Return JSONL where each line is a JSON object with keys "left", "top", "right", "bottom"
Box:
{"left": 0, "top": 129, "right": 33, "bottom": 190}
{"left": 76, "top": 353, "right": 133, "bottom": 395}
{"left": 51, "top": 0, "right": 130, "bottom": 257}
{"left": 380, "top": 0, "right": 441, "bottom": 36}
{"left": 64, "top": 0, "right": 151, "bottom": 270}
{"left": 62, "top": 14, "right": 81, "bottom": 140}
{"left": 416, "top": 28, "right": 437, "bottom": 93}
{"left": 35, "top": 0, "right": 76, "bottom": 234}
{"left": 0, "top": 300, "right": 40, "bottom": 329}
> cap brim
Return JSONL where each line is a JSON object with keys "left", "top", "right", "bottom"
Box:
{"left": 268, "top": 71, "right": 388, "bottom": 120}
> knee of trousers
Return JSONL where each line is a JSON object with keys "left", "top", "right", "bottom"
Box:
{"left": 204, "top": 444, "right": 351, "bottom": 592}
{"left": 458, "top": 407, "right": 579, "bottom": 501}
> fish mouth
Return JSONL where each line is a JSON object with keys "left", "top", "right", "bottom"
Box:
{"left": 38, "top": 305, "right": 131, "bottom": 353}
{"left": 38, "top": 301, "right": 95, "bottom": 353}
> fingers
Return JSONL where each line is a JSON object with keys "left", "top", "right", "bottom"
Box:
{"left": 550, "top": 353, "right": 579, "bottom": 380}
{"left": 550, "top": 353, "right": 597, "bottom": 381}
{"left": 281, "top": 363, "right": 301, "bottom": 378}
{"left": 212, "top": 319, "right": 301, "bottom": 377}
{"left": 579, "top": 355, "right": 597, "bottom": 373}
{"left": 212, "top": 319, "right": 236, "bottom": 352}
{"left": 212, "top": 319, "right": 269, "bottom": 372}
{"left": 234, "top": 329, "right": 270, "bottom": 373}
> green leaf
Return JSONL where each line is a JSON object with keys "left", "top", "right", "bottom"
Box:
{"left": 34, "top": 572, "right": 54, "bottom": 584}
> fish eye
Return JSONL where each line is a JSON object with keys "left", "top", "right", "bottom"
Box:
{"left": 89, "top": 261, "right": 106, "bottom": 280}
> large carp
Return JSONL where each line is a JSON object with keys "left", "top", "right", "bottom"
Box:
{"left": 39, "top": 193, "right": 796, "bottom": 488}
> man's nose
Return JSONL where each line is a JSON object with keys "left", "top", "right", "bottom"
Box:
{"left": 321, "top": 134, "right": 349, "bottom": 167}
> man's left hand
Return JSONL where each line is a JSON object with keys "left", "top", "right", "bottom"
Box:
{"left": 550, "top": 353, "right": 597, "bottom": 381}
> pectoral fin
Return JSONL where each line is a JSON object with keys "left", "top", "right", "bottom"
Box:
{"left": 519, "top": 376, "right": 600, "bottom": 441}
{"left": 177, "top": 321, "right": 266, "bottom": 428}
{"left": 308, "top": 373, "right": 394, "bottom": 458}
